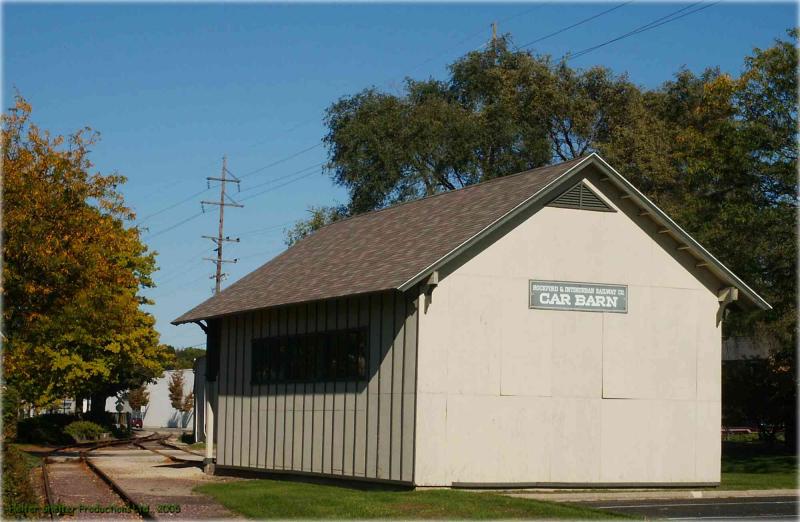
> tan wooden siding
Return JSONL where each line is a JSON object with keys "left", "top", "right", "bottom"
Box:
{"left": 214, "top": 289, "right": 418, "bottom": 483}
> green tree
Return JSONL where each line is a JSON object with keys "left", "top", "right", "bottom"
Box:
{"left": 163, "top": 345, "right": 207, "bottom": 370}
{"left": 2, "top": 96, "right": 172, "bottom": 412}
{"left": 285, "top": 205, "right": 348, "bottom": 246}
{"left": 290, "top": 37, "right": 637, "bottom": 243}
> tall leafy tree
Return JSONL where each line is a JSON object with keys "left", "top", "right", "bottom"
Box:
{"left": 290, "top": 37, "right": 634, "bottom": 244}
{"left": 2, "top": 96, "right": 171, "bottom": 411}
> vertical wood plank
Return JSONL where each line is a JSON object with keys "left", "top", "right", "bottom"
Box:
{"left": 266, "top": 308, "right": 277, "bottom": 469}
{"left": 366, "top": 295, "right": 380, "bottom": 478}
{"left": 377, "top": 292, "right": 394, "bottom": 480}
{"left": 323, "top": 299, "right": 336, "bottom": 474}
{"left": 312, "top": 301, "right": 324, "bottom": 473}
{"left": 353, "top": 296, "right": 369, "bottom": 477}
{"left": 390, "top": 292, "right": 405, "bottom": 480}
{"left": 402, "top": 291, "right": 419, "bottom": 482}
{"left": 257, "top": 310, "right": 267, "bottom": 469}
{"left": 302, "top": 303, "right": 314, "bottom": 472}
{"left": 242, "top": 313, "right": 254, "bottom": 467}
{"left": 293, "top": 304, "right": 305, "bottom": 471}
{"left": 217, "top": 318, "right": 229, "bottom": 466}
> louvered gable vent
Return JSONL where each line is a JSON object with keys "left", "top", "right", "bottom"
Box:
{"left": 548, "top": 182, "right": 613, "bottom": 212}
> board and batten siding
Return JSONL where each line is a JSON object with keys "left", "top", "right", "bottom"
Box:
{"left": 213, "top": 289, "right": 419, "bottom": 484}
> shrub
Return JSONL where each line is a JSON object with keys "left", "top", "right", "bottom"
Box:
{"left": 16, "top": 414, "right": 76, "bottom": 445}
{"left": 64, "top": 420, "right": 105, "bottom": 442}
{"left": 2, "top": 445, "right": 38, "bottom": 518}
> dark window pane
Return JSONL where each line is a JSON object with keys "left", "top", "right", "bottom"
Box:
{"left": 357, "top": 329, "right": 367, "bottom": 380}
{"left": 277, "top": 338, "right": 287, "bottom": 381}
{"left": 251, "top": 325, "right": 372, "bottom": 384}
{"left": 287, "top": 335, "right": 297, "bottom": 380}
{"left": 336, "top": 330, "right": 347, "bottom": 379}
{"left": 346, "top": 330, "right": 359, "bottom": 379}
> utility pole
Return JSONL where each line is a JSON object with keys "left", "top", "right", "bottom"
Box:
{"left": 201, "top": 155, "right": 243, "bottom": 294}
{"left": 491, "top": 21, "right": 497, "bottom": 44}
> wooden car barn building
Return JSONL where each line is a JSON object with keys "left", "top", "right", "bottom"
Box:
{"left": 174, "top": 154, "right": 769, "bottom": 488}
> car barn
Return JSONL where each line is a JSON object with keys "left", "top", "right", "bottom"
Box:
{"left": 174, "top": 154, "right": 769, "bottom": 488}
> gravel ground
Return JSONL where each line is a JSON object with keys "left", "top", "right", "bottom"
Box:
{"left": 86, "top": 445, "right": 240, "bottom": 520}
{"left": 46, "top": 457, "right": 141, "bottom": 519}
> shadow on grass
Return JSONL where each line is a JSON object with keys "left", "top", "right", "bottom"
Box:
{"left": 722, "top": 441, "right": 797, "bottom": 474}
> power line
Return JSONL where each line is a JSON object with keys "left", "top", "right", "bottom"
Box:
{"left": 568, "top": 2, "right": 718, "bottom": 61}
{"left": 516, "top": 1, "right": 634, "bottom": 50}
{"left": 238, "top": 162, "right": 324, "bottom": 196}
{"left": 238, "top": 247, "right": 284, "bottom": 262}
{"left": 154, "top": 246, "right": 215, "bottom": 285}
{"left": 239, "top": 167, "right": 322, "bottom": 203}
{"left": 137, "top": 186, "right": 215, "bottom": 225}
{"left": 238, "top": 219, "right": 297, "bottom": 237}
{"left": 145, "top": 211, "right": 206, "bottom": 240}
{"left": 153, "top": 259, "right": 207, "bottom": 291}
{"left": 135, "top": 7, "right": 551, "bottom": 237}
{"left": 144, "top": 2, "right": 709, "bottom": 243}
{"left": 135, "top": 142, "right": 323, "bottom": 225}
{"left": 238, "top": 142, "right": 324, "bottom": 179}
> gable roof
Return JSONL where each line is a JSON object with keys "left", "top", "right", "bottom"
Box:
{"left": 173, "top": 154, "right": 768, "bottom": 325}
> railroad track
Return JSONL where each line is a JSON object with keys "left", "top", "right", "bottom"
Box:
{"left": 131, "top": 435, "right": 202, "bottom": 465}
{"left": 42, "top": 433, "right": 162, "bottom": 519}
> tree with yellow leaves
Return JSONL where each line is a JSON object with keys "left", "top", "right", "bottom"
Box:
{"left": 2, "top": 95, "right": 171, "bottom": 413}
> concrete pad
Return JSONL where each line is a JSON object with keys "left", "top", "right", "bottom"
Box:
{"left": 502, "top": 488, "right": 800, "bottom": 502}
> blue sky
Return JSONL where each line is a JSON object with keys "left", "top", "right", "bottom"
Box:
{"left": 4, "top": 1, "right": 795, "bottom": 349}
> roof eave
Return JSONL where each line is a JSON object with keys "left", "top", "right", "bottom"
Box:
{"left": 588, "top": 155, "right": 771, "bottom": 311}
{"left": 399, "top": 153, "right": 771, "bottom": 311}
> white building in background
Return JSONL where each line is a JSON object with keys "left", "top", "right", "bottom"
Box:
{"left": 107, "top": 369, "right": 195, "bottom": 429}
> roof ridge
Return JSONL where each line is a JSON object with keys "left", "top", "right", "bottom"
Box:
{"left": 309, "top": 156, "right": 590, "bottom": 235}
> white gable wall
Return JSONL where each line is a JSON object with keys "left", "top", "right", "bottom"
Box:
{"left": 414, "top": 167, "right": 722, "bottom": 486}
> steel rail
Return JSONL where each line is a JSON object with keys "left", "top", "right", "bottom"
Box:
{"left": 48, "top": 432, "right": 160, "bottom": 455}
{"left": 157, "top": 439, "right": 203, "bottom": 457}
{"left": 79, "top": 454, "right": 153, "bottom": 520}
{"left": 40, "top": 457, "right": 56, "bottom": 520}
{"left": 131, "top": 436, "right": 200, "bottom": 465}
{"left": 41, "top": 433, "right": 159, "bottom": 521}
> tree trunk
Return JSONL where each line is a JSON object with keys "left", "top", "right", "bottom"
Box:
{"left": 89, "top": 392, "right": 107, "bottom": 418}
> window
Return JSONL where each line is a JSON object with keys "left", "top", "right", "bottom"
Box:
{"left": 251, "top": 327, "right": 368, "bottom": 384}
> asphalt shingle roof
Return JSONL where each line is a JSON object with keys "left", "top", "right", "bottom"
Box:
{"left": 172, "top": 156, "right": 591, "bottom": 323}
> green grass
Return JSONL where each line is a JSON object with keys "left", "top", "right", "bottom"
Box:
{"left": 187, "top": 442, "right": 206, "bottom": 451}
{"left": 13, "top": 445, "right": 43, "bottom": 468}
{"left": 195, "top": 479, "right": 630, "bottom": 519}
{"left": 720, "top": 440, "right": 798, "bottom": 490}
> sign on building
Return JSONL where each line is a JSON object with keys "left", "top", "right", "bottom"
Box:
{"left": 529, "top": 280, "right": 628, "bottom": 313}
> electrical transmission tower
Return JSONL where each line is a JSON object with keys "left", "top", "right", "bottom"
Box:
{"left": 201, "top": 155, "right": 243, "bottom": 294}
